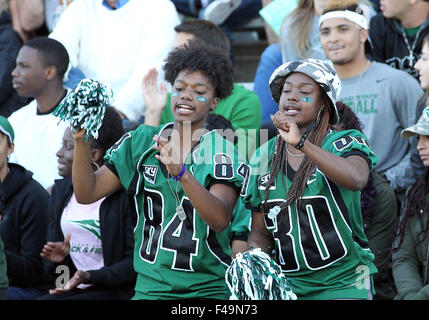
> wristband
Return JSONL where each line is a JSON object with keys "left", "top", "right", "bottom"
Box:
{"left": 295, "top": 124, "right": 314, "bottom": 150}
{"left": 172, "top": 164, "right": 186, "bottom": 181}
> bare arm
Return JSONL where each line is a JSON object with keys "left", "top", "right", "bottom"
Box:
{"left": 14, "top": 0, "right": 45, "bottom": 31}
{"left": 299, "top": 142, "right": 370, "bottom": 191}
{"left": 247, "top": 211, "right": 274, "bottom": 253}
{"left": 72, "top": 129, "right": 122, "bottom": 204}
{"left": 275, "top": 114, "right": 370, "bottom": 190}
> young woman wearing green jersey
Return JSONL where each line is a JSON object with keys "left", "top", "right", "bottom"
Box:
{"left": 71, "top": 42, "right": 247, "bottom": 299}
{"left": 244, "top": 58, "right": 378, "bottom": 300}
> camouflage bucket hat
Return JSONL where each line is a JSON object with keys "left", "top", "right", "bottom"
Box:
{"left": 402, "top": 107, "right": 429, "bottom": 138}
{"left": 269, "top": 59, "right": 342, "bottom": 125}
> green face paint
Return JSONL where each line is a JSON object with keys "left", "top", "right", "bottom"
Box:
{"left": 172, "top": 91, "right": 179, "bottom": 97}
{"left": 301, "top": 97, "right": 313, "bottom": 103}
{"left": 197, "top": 96, "right": 207, "bottom": 103}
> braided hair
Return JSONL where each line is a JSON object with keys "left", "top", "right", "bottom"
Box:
{"left": 394, "top": 169, "right": 429, "bottom": 251}
{"left": 263, "top": 86, "right": 333, "bottom": 214}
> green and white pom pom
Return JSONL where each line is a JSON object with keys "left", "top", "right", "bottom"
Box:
{"left": 53, "top": 78, "right": 113, "bottom": 142}
{"left": 226, "top": 248, "right": 297, "bottom": 300}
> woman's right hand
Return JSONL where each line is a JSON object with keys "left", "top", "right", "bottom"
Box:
{"left": 41, "top": 233, "right": 71, "bottom": 263}
{"left": 71, "top": 127, "right": 88, "bottom": 144}
{"left": 142, "top": 68, "right": 168, "bottom": 115}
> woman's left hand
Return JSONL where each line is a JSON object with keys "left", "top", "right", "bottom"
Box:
{"left": 272, "top": 111, "right": 301, "bottom": 146}
{"left": 153, "top": 135, "right": 183, "bottom": 177}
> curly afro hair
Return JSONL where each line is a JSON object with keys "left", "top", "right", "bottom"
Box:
{"left": 163, "top": 40, "right": 235, "bottom": 100}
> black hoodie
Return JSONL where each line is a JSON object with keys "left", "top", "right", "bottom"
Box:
{"left": 369, "top": 13, "right": 429, "bottom": 80}
{"left": 0, "top": 163, "right": 49, "bottom": 291}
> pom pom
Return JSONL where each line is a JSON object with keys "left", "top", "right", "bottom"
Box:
{"left": 226, "top": 248, "right": 297, "bottom": 300}
{"left": 53, "top": 78, "right": 113, "bottom": 142}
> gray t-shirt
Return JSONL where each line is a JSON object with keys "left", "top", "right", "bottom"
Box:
{"left": 339, "top": 61, "right": 423, "bottom": 189}
{"left": 280, "top": 15, "right": 326, "bottom": 63}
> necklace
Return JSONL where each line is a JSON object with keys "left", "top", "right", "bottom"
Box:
{"left": 286, "top": 143, "right": 305, "bottom": 157}
{"left": 167, "top": 172, "right": 187, "bottom": 221}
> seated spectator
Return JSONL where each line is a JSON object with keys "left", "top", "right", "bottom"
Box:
{"left": 254, "top": 0, "right": 375, "bottom": 127}
{"left": 335, "top": 101, "right": 398, "bottom": 300}
{"left": 49, "top": 0, "right": 181, "bottom": 123}
{"left": 72, "top": 43, "right": 247, "bottom": 300}
{"left": 0, "top": 0, "right": 30, "bottom": 117}
{"left": 142, "top": 19, "right": 261, "bottom": 160}
{"left": 0, "top": 115, "right": 50, "bottom": 300}
{"left": 369, "top": 0, "right": 429, "bottom": 80}
{"left": 320, "top": 0, "right": 423, "bottom": 195}
{"left": 8, "top": 37, "right": 70, "bottom": 189}
{"left": 392, "top": 106, "right": 429, "bottom": 300}
{"left": 39, "top": 107, "right": 136, "bottom": 300}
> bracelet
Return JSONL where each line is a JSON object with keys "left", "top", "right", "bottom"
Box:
{"left": 295, "top": 124, "right": 314, "bottom": 150}
{"left": 172, "top": 164, "right": 186, "bottom": 181}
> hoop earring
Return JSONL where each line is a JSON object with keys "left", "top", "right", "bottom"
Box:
{"left": 316, "top": 108, "right": 324, "bottom": 127}
{"left": 92, "top": 161, "right": 100, "bottom": 171}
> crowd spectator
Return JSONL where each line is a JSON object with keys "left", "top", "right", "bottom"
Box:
{"left": 320, "top": 0, "right": 423, "bottom": 195}
{"left": 335, "top": 101, "right": 398, "bottom": 300}
{"left": 0, "top": 115, "right": 50, "bottom": 300}
{"left": 142, "top": 19, "right": 261, "bottom": 160}
{"left": 254, "top": 0, "right": 375, "bottom": 127}
{"left": 39, "top": 107, "right": 136, "bottom": 300}
{"left": 71, "top": 43, "right": 247, "bottom": 299}
{"left": 49, "top": 0, "right": 181, "bottom": 123}
{"left": 369, "top": 0, "right": 429, "bottom": 80}
{"left": 392, "top": 33, "right": 429, "bottom": 300}
{"left": 244, "top": 58, "right": 377, "bottom": 300}
{"left": 8, "top": 37, "right": 69, "bottom": 189}
{"left": 0, "top": 0, "right": 30, "bottom": 117}
{"left": 393, "top": 105, "right": 429, "bottom": 300}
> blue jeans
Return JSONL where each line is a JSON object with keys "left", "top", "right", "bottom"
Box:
{"left": 7, "top": 286, "right": 45, "bottom": 300}
{"left": 253, "top": 43, "right": 283, "bottom": 123}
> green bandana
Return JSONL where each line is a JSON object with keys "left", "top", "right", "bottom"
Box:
{"left": 53, "top": 79, "right": 113, "bottom": 141}
{"left": 226, "top": 248, "right": 297, "bottom": 300}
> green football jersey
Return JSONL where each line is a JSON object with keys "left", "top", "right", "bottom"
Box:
{"left": 105, "top": 123, "right": 248, "bottom": 300}
{"left": 243, "top": 129, "right": 379, "bottom": 299}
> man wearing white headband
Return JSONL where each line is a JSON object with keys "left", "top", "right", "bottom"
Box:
{"left": 320, "top": 0, "right": 423, "bottom": 196}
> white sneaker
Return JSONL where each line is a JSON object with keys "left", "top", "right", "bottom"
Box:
{"left": 202, "top": 0, "right": 243, "bottom": 25}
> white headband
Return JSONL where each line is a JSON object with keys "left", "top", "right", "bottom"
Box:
{"left": 319, "top": 10, "right": 368, "bottom": 30}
